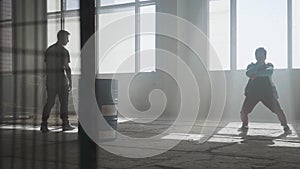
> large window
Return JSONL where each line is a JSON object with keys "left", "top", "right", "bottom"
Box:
{"left": 237, "top": 0, "right": 287, "bottom": 70}
{"left": 47, "top": 0, "right": 156, "bottom": 74}
{"left": 100, "top": 0, "right": 135, "bottom": 6}
{"left": 0, "top": 0, "right": 12, "bottom": 73}
{"left": 140, "top": 5, "right": 156, "bottom": 72}
{"left": 47, "top": 0, "right": 80, "bottom": 74}
{"left": 97, "top": 8, "right": 136, "bottom": 73}
{"left": 208, "top": 0, "right": 299, "bottom": 70}
{"left": 208, "top": 0, "right": 230, "bottom": 70}
{"left": 97, "top": 0, "right": 156, "bottom": 74}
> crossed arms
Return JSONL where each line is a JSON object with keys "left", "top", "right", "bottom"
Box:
{"left": 246, "top": 63, "right": 273, "bottom": 79}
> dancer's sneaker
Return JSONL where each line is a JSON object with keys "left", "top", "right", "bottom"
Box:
{"left": 238, "top": 125, "right": 249, "bottom": 132}
{"left": 62, "top": 123, "right": 75, "bottom": 131}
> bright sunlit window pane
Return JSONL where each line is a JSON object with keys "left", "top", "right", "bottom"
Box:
{"left": 65, "top": 16, "right": 81, "bottom": 74}
{"left": 209, "top": 0, "right": 230, "bottom": 71}
{"left": 97, "top": 9, "right": 135, "bottom": 74}
{"left": 100, "top": 0, "right": 134, "bottom": 6}
{"left": 47, "top": 0, "right": 61, "bottom": 13}
{"left": 237, "top": 0, "right": 287, "bottom": 69}
{"left": 47, "top": 18, "right": 60, "bottom": 46}
{"left": 66, "top": 0, "right": 79, "bottom": 10}
{"left": 292, "top": 0, "right": 300, "bottom": 69}
{"left": 140, "top": 5, "right": 156, "bottom": 72}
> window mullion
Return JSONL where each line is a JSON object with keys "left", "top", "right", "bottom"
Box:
{"left": 61, "top": 0, "right": 65, "bottom": 29}
{"left": 288, "top": 0, "right": 292, "bottom": 69}
{"left": 230, "top": 0, "right": 237, "bottom": 71}
{"left": 135, "top": 1, "right": 140, "bottom": 72}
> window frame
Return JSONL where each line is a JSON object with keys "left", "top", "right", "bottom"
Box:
{"left": 47, "top": 0, "right": 156, "bottom": 75}
{"left": 208, "top": 0, "right": 231, "bottom": 71}
{"left": 96, "top": 0, "right": 156, "bottom": 74}
{"left": 209, "top": 0, "right": 297, "bottom": 71}
{"left": 47, "top": 0, "right": 80, "bottom": 74}
{"left": 47, "top": 0, "right": 80, "bottom": 36}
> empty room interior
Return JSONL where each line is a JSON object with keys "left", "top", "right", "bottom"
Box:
{"left": 0, "top": 0, "right": 300, "bottom": 168}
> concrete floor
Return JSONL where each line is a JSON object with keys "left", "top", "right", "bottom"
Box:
{"left": 0, "top": 115, "right": 300, "bottom": 169}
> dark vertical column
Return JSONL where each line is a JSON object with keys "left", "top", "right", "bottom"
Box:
{"left": 31, "top": 0, "right": 39, "bottom": 168}
{"left": 41, "top": 1, "right": 49, "bottom": 169}
{"left": 11, "top": 0, "right": 18, "bottom": 168}
{"left": 135, "top": 0, "right": 140, "bottom": 72}
{"left": 79, "top": 0, "right": 97, "bottom": 169}
{"left": 0, "top": 0, "right": 3, "bottom": 168}
{"left": 20, "top": 1, "right": 27, "bottom": 169}
{"left": 61, "top": 0, "right": 64, "bottom": 29}
{"left": 55, "top": 3, "right": 63, "bottom": 169}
